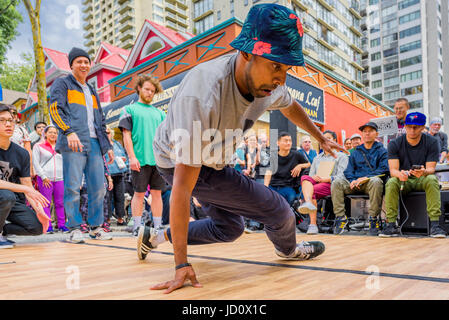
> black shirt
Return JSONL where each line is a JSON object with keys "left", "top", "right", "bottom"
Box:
{"left": 387, "top": 134, "right": 440, "bottom": 171}
{"left": 0, "top": 142, "right": 30, "bottom": 203}
{"left": 269, "top": 150, "right": 308, "bottom": 188}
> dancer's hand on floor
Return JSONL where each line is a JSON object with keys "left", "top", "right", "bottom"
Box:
{"left": 150, "top": 265, "right": 202, "bottom": 294}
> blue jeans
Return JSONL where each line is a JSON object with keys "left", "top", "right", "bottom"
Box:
{"left": 62, "top": 138, "right": 105, "bottom": 229}
{"left": 269, "top": 186, "right": 297, "bottom": 206}
{"left": 157, "top": 166, "right": 297, "bottom": 256}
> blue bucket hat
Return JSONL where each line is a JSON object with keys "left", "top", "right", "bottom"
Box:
{"left": 405, "top": 112, "right": 426, "bottom": 126}
{"left": 230, "top": 3, "right": 305, "bottom": 66}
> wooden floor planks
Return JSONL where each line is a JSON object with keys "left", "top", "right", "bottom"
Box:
{"left": 1, "top": 233, "right": 449, "bottom": 300}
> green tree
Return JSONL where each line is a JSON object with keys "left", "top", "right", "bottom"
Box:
{"left": 0, "top": 52, "right": 35, "bottom": 92}
{"left": 0, "top": 0, "right": 22, "bottom": 68}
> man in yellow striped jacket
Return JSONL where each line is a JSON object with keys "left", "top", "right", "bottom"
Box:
{"left": 49, "top": 47, "right": 114, "bottom": 243}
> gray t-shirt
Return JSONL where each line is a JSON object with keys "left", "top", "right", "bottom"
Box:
{"left": 77, "top": 81, "right": 97, "bottom": 138}
{"left": 153, "top": 53, "right": 293, "bottom": 170}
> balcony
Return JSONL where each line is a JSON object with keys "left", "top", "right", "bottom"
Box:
{"left": 118, "top": 2, "right": 132, "bottom": 15}
{"left": 317, "top": 0, "right": 334, "bottom": 11}
{"left": 83, "top": 20, "right": 93, "bottom": 30}
{"left": 119, "top": 20, "right": 134, "bottom": 33}
{"left": 82, "top": 3, "right": 92, "bottom": 13}
{"left": 118, "top": 0, "right": 128, "bottom": 4}
{"left": 317, "top": 18, "right": 334, "bottom": 31}
{"left": 120, "top": 29, "right": 135, "bottom": 43}
{"left": 318, "top": 59, "right": 336, "bottom": 71}
{"left": 84, "top": 38, "right": 94, "bottom": 47}
{"left": 350, "top": 60, "right": 364, "bottom": 71}
{"left": 350, "top": 26, "right": 362, "bottom": 37}
{"left": 317, "top": 38, "right": 335, "bottom": 51}
{"left": 350, "top": 43, "right": 364, "bottom": 54}
{"left": 119, "top": 12, "right": 133, "bottom": 24}
{"left": 349, "top": 7, "right": 362, "bottom": 20}
{"left": 82, "top": 0, "right": 92, "bottom": 5}
{"left": 292, "top": 0, "right": 308, "bottom": 11}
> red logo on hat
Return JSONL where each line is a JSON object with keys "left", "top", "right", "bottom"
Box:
{"left": 289, "top": 14, "right": 304, "bottom": 37}
{"left": 252, "top": 41, "right": 272, "bottom": 55}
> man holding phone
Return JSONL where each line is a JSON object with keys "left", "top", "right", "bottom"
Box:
{"left": 380, "top": 112, "right": 446, "bottom": 238}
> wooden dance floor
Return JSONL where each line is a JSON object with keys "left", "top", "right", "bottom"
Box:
{"left": 1, "top": 233, "right": 449, "bottom": 300}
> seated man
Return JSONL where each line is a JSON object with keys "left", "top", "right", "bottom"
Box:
{"left": 331, "top": 122, "right": 389, "bottom": 236}
{"left": 297, "top": 130, "right": 348, "bottom": 234}
{"left": 264, "top": 132, "right": 310, "bottom": 206}
{"left": 380, "top": 112, "right": 446, "bottom": 238}
{"left": 0, "top": 104, "right": 50, "bottom": 248}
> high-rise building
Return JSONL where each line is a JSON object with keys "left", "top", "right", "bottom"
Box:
{"left": 360, "top": 0, "right": 447, "bottom": 122}
{"left": 192, "top": 0, "right": 365, "bottom": 89}
{"left": 82, "top": 0, "right": 190, "bottom": 56}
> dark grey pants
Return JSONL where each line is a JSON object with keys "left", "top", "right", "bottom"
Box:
{"left": 0, "top": 190, "right": 43, "bottom": 236}
{"left": 157, "top": 166, "right": 297, "bottom": 256}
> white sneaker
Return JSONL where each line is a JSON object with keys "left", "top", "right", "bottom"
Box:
{"left": 69, "top": 229, "right": 85, "bottom": 243}
{"left": 89, "top": 227, "right": 113, "bottom": 240}
{"left": 306, "top": 224, "right": 319, "bottom": 235}
{"left": 297, "top": 202, "right": 317, "bottom": 214}
{"left": 275, "top": 241, "right": 325, "bottom": 260}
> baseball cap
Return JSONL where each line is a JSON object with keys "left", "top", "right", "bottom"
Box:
{"left": 350, "top": 133, "right": 362, "bottom": 140}
{"left": 405, "top": 112, "right": 426, "bottom": 126}
{"left": 430, "top": 117, "right": 442, "bottom": 125}
{"left": 359, "top": 121, "right": 378, "bottom": 132}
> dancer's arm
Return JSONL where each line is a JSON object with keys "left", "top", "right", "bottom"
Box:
{"left": 151, "top": 163, "right": 202, "bottom": 294}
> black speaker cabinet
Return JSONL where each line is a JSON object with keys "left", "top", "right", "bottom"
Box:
{"left": 398, "top": 191, "right": 449, "bottom": 235}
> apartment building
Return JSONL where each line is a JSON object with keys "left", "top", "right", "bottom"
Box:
{"left": 360, "top": 0, "right": 448, "bottom": 122}
{"left": 82, "top": 0, "right": 189, "bottom": 56}
{"left": 193, "top": 0, "right": 365, "bottom": 89}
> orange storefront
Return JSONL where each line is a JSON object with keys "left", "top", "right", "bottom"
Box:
{"left": 105, "top": 18, "right": 393, "bottom": 146}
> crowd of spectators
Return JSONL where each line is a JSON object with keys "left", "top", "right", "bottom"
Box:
{"left": 1, "top": 89, "right": 449, "bottom": 249}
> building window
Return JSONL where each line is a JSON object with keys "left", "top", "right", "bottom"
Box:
{"left": 370, "top": 38, "right": 380, "bottom": 47}
{"left": 401, "top": 84, "right": 423, "bottom": 96}
{"left": 371, "top": 52, "right": 381, "bottom": 61}
{"left": 194, "top": 0, "right": 213, "bottom": 19}
{"left": 383, "top": 47, "right": 398, "bottom": 58}
{"left": 194, "top": 14, "right": 214, "bottom": 34}
{"left": 398, "top": 0, "right": 419, "bottom": 10}
{"left": 384, "top": 90, "right": 400, "bottom": 100}
{"left": 400, "top": 40, "right": 421, "bottom": 53}
{"left": 373, "top": 93, "right": 382, "bottom": 101}
{"left": 399, "top": 10, "right": 420, "bottom": 24}
{"left": 140, "top": 36, "right": 165, "bottom": 59}
{"left": 385, "top": 62, "right": 398, "bottom": 72}
{"left": 371, "top": 66, "right": 382, "bottom": 74}
{"left": 400, "top": 55, "right": 422, "bottom": 68}
{"left": 384, "top": 76, "right": 399, "bottom": 87}
{"left": 409, "top": 100, "right": 423, "bottom": 109}
{"left": 400, "top": 70, "right": 422, "bottom": 82}
{"left": 217, "top": 10, "right": 221, "bottom": 20}
{"left": 372, "top": 80, "right": 382, "bottom": 88}
{"left": 370, "top": 24, "right": 380, "bottom": 33}
{"left": 399, "top": 25, "right": 421, "bottom": 39}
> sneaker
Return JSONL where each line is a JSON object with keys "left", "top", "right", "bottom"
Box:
{"left": 0, "top": 241, "right": 14, "bottom": 249}
{"left": 306, "top": 224, "right": 319, "bottom": 235}
{"left": 68, "top": 229, "right": 85, "bottom": 244}
{"left": 333, "top": 216, "right": 348, "bottom": 235}
{"left": 430, "top": 221, "right": 447, "bottom": 238}
{"left": 47, "top": 225, "right": 54, "bottom": 234}
{"left": 89, "top": 227, "right": 113, "bottom": 240}
{"left": 102, "top": 222, "right": 112, "bottom": 233}
{"left": 378, "top": 222, "right": 400, "bottom": 238}
{"left": 58, "top": 226, "right": 70, "bottom": 233}
{"left": 275, "top": 241, "right": 325, "bottom": 261}
{"left": 368, "top": 216, "right": 380, "bottom": 236}
{"left": 137, "top": 226, "right": 158, "bottom": 260}
{"left": 80, "top": 224, "right": 89, "bottom": 233}
{"left": 297, "top": 202, "right": 317, "bottom": 214}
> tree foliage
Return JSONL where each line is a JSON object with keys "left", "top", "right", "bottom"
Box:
{"left": 0, "top": 0, "right": 22, "bottom": 68}
{"left": 0, "top": 52, "right": 35, "bottom": 92}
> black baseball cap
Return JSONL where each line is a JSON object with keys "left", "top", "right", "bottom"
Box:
{"left": 359, "top": 121, "right": 378, "bottom": 132}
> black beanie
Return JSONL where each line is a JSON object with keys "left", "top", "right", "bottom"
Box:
{"left": 68, "top": 47, "right": 91, "bottom": 67}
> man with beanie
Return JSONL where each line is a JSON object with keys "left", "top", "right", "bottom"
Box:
{"left": 143, "top": 4, "right": 348, "bottom": 294}
{"left": 380, "top": 112, "right": 446, "bottom": 238}
{"left": 428, "top": 117, "right": 447, "bottom": 163}
{"left": 49, "top": 47, "right": 114, "bottom": 243}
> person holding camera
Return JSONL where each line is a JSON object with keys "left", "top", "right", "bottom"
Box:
{"left": 380, "top": 112, "right": 446, "bottom": 238}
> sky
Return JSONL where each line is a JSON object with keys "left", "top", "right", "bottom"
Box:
{"left": 6, "top": 0, "right": 85, "bottom": 64}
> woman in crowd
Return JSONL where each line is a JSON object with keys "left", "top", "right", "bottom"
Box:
{"left": 32, "top": 125, "right": 67, "bottom": 233}
{"left": 104, "top": 127, "right": 128, "bottom": 226}
{"left": 297, "top": 130, "right": 349, "bottom": 235}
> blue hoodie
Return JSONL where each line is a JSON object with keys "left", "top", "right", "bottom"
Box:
{"left": 344, "top": 141, "right": 389, "bottom": 182}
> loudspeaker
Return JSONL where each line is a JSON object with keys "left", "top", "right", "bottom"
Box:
{"left": 398, "top": 191, "right": 449, "bottom": 235}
